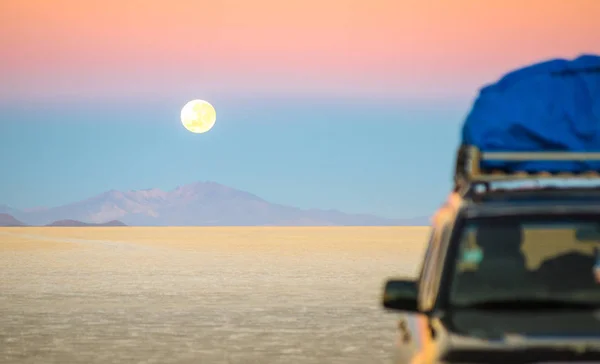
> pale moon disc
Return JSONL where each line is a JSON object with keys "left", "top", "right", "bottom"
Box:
{"left": 180, "top": 99, "right": 217, "bottom": 134}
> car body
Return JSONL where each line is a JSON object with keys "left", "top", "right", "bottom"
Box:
{"left": 382, "top": 147, "right": 600, "bottom": 364}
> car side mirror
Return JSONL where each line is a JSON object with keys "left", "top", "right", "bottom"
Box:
{"left": 381, "top": 278, "right": 419, "bottom": 312}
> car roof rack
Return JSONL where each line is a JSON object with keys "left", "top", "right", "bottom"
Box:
{"left": 454, "top": 145, "right": 600, "bottom": 200}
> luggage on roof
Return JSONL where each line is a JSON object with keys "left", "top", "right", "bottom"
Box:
{"left": 460, "top": 54, "right": 600, "bottom": 174}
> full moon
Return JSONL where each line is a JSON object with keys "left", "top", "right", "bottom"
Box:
{"left": 180, "top": 99, "right": 217, "bottom": 134}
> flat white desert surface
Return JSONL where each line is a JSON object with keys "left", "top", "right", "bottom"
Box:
{"left": 0, "top": 226, "right": 429, "bottom": 364}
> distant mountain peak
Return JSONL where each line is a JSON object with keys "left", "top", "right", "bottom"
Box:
{"left": 169, "top": 181, "right": 265, "bottom": 202}
{"left": 0, "top": 213, "right": 26, "bottom": 227}
{"left": 125, "top": 188, "right": 168, "bottom": 201}
{"left": 0, "top": 204, "right": 17, "bottom": 214}
{"left": 94, "top": 189, "right": 124, "bottom": 200}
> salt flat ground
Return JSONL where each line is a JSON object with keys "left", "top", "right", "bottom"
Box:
{"left": 0, "top": 227, "right": 429, "bottom": 364}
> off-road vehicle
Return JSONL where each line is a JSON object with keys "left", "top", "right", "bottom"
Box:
{"left": 382, "top": 146, "right": 600, "bottom": 364}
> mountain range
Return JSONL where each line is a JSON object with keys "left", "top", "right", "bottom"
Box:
{"left": 0, "top": 181, "right": 429, "bottom": 227}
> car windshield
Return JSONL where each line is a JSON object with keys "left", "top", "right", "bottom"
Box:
{"left": 449, "top": 214, "right": 600, "bottom": 308}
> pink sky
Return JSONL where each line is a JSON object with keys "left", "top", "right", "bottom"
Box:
{"left": 1, "top": 0, "right": 599, "bottom": 101}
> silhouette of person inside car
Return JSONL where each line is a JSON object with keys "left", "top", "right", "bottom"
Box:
{"left": 453, "top": 222, "right": 529, "bottom": 294}
{"left": 473, "top": 222, "right": 530, "bottom": 288}
{"left": 536, "top": 246, "right": 597, "bottom": 291}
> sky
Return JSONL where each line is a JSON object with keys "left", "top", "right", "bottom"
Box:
{"left": 1, "top": 0, "right": 599, "bottom": 219}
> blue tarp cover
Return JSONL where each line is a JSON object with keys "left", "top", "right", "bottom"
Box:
{"left": 461, "top": 54, "right": 600, "bottom": 172}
